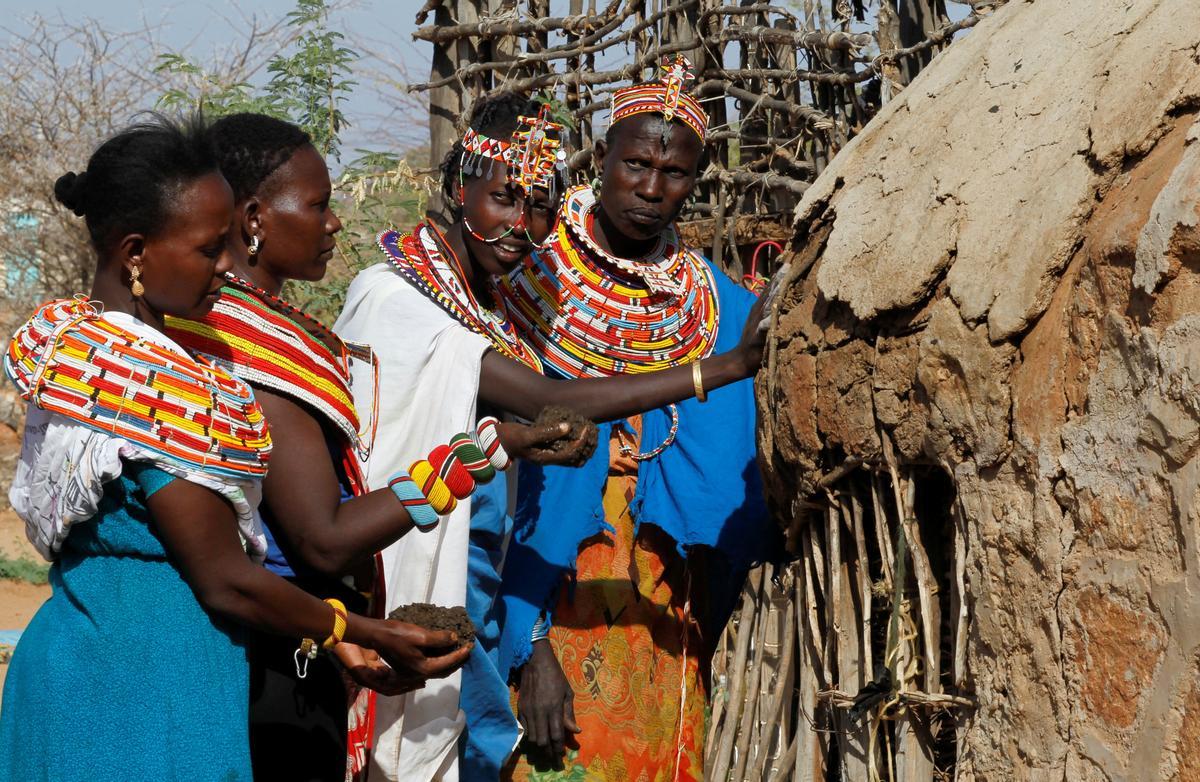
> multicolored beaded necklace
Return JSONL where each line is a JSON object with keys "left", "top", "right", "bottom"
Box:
{"left": 498, "top": 185, "right": 720, "bottom": 460}
{"left": 498, "top": 184, "right": 720, "bottom": 379}
{"left": 165, "top": 273, "right": 380, "bottom": 466}
{"left": 7, "top": 297, "right": 271, "bottom": 479}
{"left": 378, "top": 223, "right": 543, "bottom": 373}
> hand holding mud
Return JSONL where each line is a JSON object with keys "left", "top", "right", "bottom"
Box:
{"left": 334, "top": 642, "right": 426, "bottom": 696}
{"left": 496, "top": 407, "right": 600, "bottom": 467}
{"left": 365, "top": 617, "right": 472, "bottom": 680}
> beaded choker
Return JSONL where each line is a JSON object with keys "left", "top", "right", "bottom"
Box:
{"left": 378, "top": 224, "right": 543, "bottom": 373}
{"left": 6, "top": 298, "right": 271, "bottom": 479}
{"left": 498, "top": 185, "right": 720, "bottom": 379}
{"left": 165, "top": 275, "right": 379, "bottom": 462}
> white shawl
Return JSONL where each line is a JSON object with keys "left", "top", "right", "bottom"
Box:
{"left": 9, "top": 311, "right": 265, "bottom": 562}
{"left": 335, "top": 263, "right": 491, "bottom": 782}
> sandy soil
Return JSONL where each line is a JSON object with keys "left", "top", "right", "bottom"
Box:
{"left": 0, "top": 505, "right": 51, "bottom": 707}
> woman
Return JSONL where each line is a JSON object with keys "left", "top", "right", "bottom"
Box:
{"left": 0, "top": 115, "right": 468, "bottom": 782}
{"left": 335, "top": 91, "right": 765, "bottom": 780}
{"left": 164, "top": 112, "right": 573, "bottom": 781}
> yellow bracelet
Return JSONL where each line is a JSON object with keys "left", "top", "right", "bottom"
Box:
{"left": 322, "top": 598, "right": 348, "bottom": 650}
{"left": 692, "top": 360, "right": 708, "bottom": 403}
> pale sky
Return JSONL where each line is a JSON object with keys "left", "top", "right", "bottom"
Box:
{"left": 0, "top": 0, "right": 432, "bottom": 154}
{"left": 0, "top": 1, "right": 974, "bottom": 160}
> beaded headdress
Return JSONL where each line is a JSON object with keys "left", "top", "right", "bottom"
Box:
{"left": 610, "top": 54, "right": 708, "bottom": 142}
{"left": 459, "top": 104, "right": 567, "bottom": 201}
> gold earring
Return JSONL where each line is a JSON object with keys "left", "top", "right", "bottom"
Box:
{"left": 130, "top": 266, "right": 145, "bottom": 297}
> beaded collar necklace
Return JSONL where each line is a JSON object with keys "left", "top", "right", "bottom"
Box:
{"left": 498, "top": 185, "right": 720, "bottom": 380}
{"left": 7, "top": 297, "right": 272, "bottom": 479}
{"left": 165, "top": 273, "right": 379, "bottom": 462}
{"left": 562, "top": 185, "right": 686, "bottom": 298}
{"left": 378, "top": 224, "right": 543, "bottom": 373}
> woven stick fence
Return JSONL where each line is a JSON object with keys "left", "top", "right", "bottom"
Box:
{"left": 706, "top": 443, "right": 974, "bottom": 781}
{"left": 407, "top": 0, "right": 1006, "bottom": 282}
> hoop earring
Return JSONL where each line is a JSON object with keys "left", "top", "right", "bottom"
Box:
{"left": 130, "top": 266, "right": 145, "bottom": 298}
{"left": 248, "top": 235, "right": 261, "bottom": 256}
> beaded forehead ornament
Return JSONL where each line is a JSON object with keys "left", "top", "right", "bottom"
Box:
{"left": 610, "top": 54, "right": 708, "bottom": 142}
{"left": 459, "top": 104, "right": 567, "bottom": 199}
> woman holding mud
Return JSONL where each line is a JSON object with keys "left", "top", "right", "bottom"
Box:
{"left": 335, "top": 90, "right": 766, "bottom": 780}
{"left": 0, "top": 115, "right": 469, "bottom": 782}
{"left": 164, "top": 112, "right": 578, "bottom": 782}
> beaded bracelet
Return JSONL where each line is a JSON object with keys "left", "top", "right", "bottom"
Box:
{"left": 530, "top": 614, "right": 551, "bottom": 643}
{"left": 322, "top": 598, "right": 348, "bottom": 650}
{"left": 692, "top": 360, "right": 708, "bottom": 403}
{"left": 386, "top": 426, "right": 514, "bottom": 530}
{"left": 475, "top": 416, "right": 511, "bottom": 471}
{"left": 410, "top": 459, "right": 457, "bottom": 515}
{"left": 428, "top": 443, "right": 477, "bottom": 500}
{"left": 388, "top": 471, "right": 441, "bottom": 529}
{"left": 448, "top": 432, "right": 495, "bottom": 484}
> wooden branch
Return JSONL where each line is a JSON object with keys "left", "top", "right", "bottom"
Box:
{"left": 696, "top": 80, "right": 835, "bottom": 131}
{"left": 413, "top": 7, "right": 612, "bottom": 44}
{"left": 704, "top": 66, "right": 870, "bottom": 86}
{"left": 699, "top": 167, "right": 811, "bottom": 196}
{"left": 877, "top": 6, "right": 991, "bottom": 63}
{"left": 699, "top": 4, "right": 800, "bottom": 25}
{"left": 817, "top": 688, "right": 975, "bottom": 709}
{"left": 817, "top": 456, "right": 864, "bottom": 489}
{"left": 413, "top": 0, "right": 443, "bottom": 26}
{"left": 715, "top": 24, "right": 873, "bottom": 52}
{"left": 709, "top": 570, "right": 760, "bottom": 781}
{"left": 730, "top": 571, "right": 772, "bottom": 781}
{"left": 409, "top": 0, "right": 698, "bottom": 91}
{"left": 849, "top": 491, "right": 874, "bottom": 680}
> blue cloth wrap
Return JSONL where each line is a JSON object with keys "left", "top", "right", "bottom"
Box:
{"left": 459, "top": 475, "right": 522, "bottom": 779}
{"left": 494, "top": 262, "right": 770, "bottom": 682}
{"left": 0, "top": 462, "right": 252, "bottom": 781}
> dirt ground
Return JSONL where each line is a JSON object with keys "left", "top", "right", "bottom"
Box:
{"left": 0, "top": 506, "right": 52, "bottom": 706}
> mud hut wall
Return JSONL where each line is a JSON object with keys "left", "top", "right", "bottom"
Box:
{"left": 758, "top": 0, "right": 1200, "bottom": 778}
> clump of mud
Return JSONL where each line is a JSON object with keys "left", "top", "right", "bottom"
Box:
{"left": 388, "top": 603, "right": 476, "bottom": 648}
{"left": 529, "top": 404, "right": 599, "bottom": 466}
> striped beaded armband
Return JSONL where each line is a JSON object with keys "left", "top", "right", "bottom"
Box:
{"left": 448, "top": 432, "right": 496, "bottom": 484}
{"left": 428, "top": 443, "right": 477, "bottom": 500}
{"left": 388, "top": 471, "right": 440, "bottom": 530}
{"left": 410, "top": 459, "right": 457, "bottom": 515}
{"left": 530, "top": 614, "right": 550, "bottom": 643}
{"left": 475, "top": 417, "right": 511, "bottom": 471}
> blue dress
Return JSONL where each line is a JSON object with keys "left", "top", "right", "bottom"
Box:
{"left": 0, "top": 461, "right": 251, "bottom": 782}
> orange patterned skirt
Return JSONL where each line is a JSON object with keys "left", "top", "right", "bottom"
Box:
{"left": 506, "top": 420, "right": 707, "bottom": 782}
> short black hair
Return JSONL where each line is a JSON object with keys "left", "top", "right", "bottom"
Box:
{"left": 439, "top": 91, "right": 568, "bottom": 208}
{"left": 208, "top": 112, "right": 312, "bottom": 201}
{"left": 54, "top": 113, "right": 218, "bottom": 252}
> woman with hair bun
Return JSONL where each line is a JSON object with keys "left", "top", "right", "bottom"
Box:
{"left": 0, "top": 115, "right": 470, "bottom": 782}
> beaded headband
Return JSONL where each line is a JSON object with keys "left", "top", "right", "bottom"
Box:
{"left": 611, "top": 54, "right": 708, "bottom": 142}
{"left": 458, "top": 104, "right": 567, "bottom": 199}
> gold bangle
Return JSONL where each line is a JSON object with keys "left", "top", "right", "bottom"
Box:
{"left": 322, "top": 598, "right": 348, "bottom": 650}
{"left": 692, "top": 360, "right": 708, "bottom": 403}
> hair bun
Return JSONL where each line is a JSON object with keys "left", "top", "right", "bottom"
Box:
{"left": 53, "top": 171, "right": 89, "bottom": 216}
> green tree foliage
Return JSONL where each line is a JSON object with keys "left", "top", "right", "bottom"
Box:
{"left": 155, "top": 0, "right": 430, "bottom": 323}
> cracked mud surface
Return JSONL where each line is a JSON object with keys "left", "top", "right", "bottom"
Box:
{"left": 758, "top": 1, "right": 1200, "bottom": 779}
